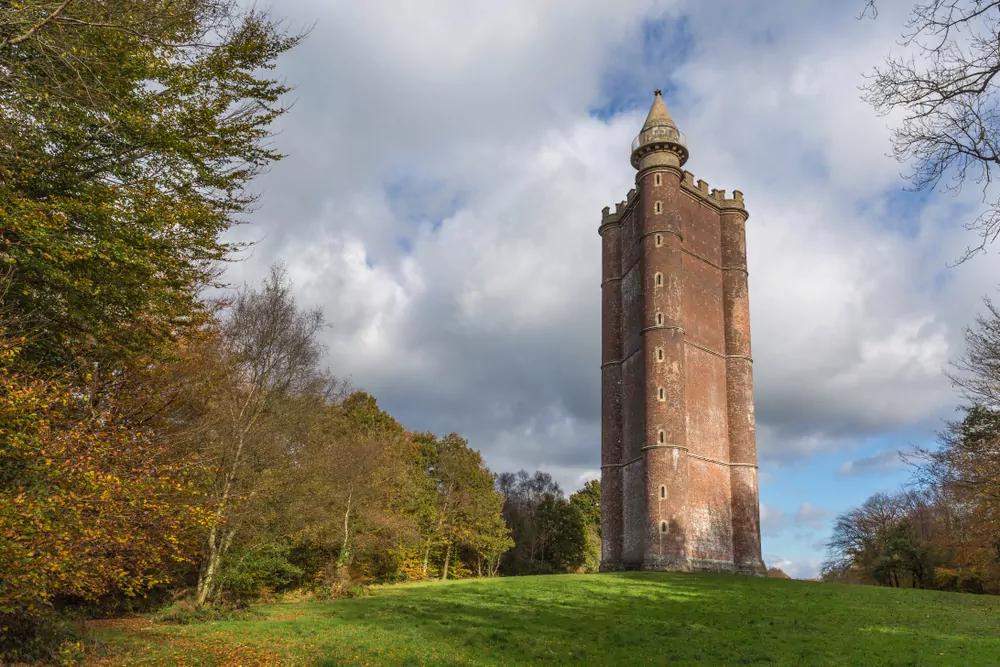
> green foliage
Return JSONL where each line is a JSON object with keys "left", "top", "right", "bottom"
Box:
{"left": 569, "top": 479, "right": 601, "bottom": 535}
{"left": 498, "top": 471, "right": 587, "bottom": 574}
{"left": 536, "top": 496, "right": 586, "bottom": 572}
{"left": 421, "top": 434, "right": 512, "bottom": 579}
{"left": 84, "top": 573, "right": 1000, "bottom": 665}
{"left": 218, "top": 543, "right": 306, "bottom": 603}
{"left": 154, "top": 600, "right": 263, "bottom": 625}
{"left": 569, "top": 480, "right": 601, "bottom": 572}
{"left": 0, "top": 0, "right": 301, "bottom": 369}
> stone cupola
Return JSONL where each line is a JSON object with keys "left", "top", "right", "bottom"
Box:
{"left": 630, "top": 90, "right": 688, "bottom": 170}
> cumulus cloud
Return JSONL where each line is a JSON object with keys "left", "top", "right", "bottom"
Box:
{"left": 228, "top": 0, "right": 1000, "bottom": 501}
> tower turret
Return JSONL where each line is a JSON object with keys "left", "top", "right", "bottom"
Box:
{"left": 630, "top": 90, "right": 688, "bottom": 170}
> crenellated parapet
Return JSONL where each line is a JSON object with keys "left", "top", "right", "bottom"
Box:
{"left": 599, "top": 188, "right": 640, "bottom": 231}
{"left": 679, "top": 170, "right": 748, "bottom": 216}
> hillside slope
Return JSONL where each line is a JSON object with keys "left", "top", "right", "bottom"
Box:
{"left": 86, "top": 572, "right": 1000, "bottom": 665}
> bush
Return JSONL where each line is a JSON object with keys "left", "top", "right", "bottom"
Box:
{"left": 0, "top": 611, "right": 81, "bottom": 664}
{"left": 934, "top": 567, "right": 985, "bottom": 594}
{"left": 154, "top": 599, "right": 262, "bottom": 625}
{"left": 217, "top": 543, "right": 305, "bottom": 603}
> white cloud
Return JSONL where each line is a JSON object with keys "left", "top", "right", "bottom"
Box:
{"left": 838, "top": 449, "right": 906, "bottom": 477}
{"left": 228, "top": 0, "right": 1000, "bottom": 495}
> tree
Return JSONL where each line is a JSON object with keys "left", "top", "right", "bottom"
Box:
{"left": 824, "top": 490, "right": 940, "bottom": 588}
{"left": 863, "top": 0, "right": 1000, "bottom": 259}
{"left": 193, "top": 266, "right": 330, "bottom": 605}
{"left": 569, "top": 479, "right": 602, "bottom": 534}
{"left": 0, "top": 334, "right": 209, "bottom": 656}
{"left": 0, "top": 0, "right": 301, "bottom": 369}
{"left": 289, "top": 393, "right": 426, "bottom": 587}
{"left": 497, "top": 470, "right": 588, "bottom": 574}
{"left": 427, "top": 435, "right": 511, "bottom": 580}
{"left": 497, "top": 470, "right": 563, "bottom": 572}
{"left": 916, "top": 404, "right": 1000, "bottom": 590}
{"left": 536, "top": 495, "right": 587, "bottom": 572}
{"left": 569, "top": 480, "right": 601, "bottom": 572}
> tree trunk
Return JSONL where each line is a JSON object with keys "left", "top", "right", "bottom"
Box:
{"left": 422, "top": 541, "right": 431, "bottom": 578}
{"left": 196, "top": 526, "right": 236, "bottom": 605}
{"left": 441, "top": 542, "right": 452, "bottom": 581}
{"left": 195, "top": 527, "right": 221, "bottom": 606}
{"left": 337, "top": 488, "right": 353, "bottom": 571}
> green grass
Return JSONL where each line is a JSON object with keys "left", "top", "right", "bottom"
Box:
{"left": 84, "top": 572, "right": 1000, "bottom": 666}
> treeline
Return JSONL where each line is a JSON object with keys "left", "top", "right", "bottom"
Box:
{"left": 497, "top": 472, "right": 601, "bottom": 575}
{"left": 0, "top": 2, "right": 601, "bottom": 660}
{"left": 824, "top": 301, "right": 1000, "bottom": 594}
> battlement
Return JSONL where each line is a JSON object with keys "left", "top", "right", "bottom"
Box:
{"left": 600, "top": 187, "right": 640, "bottom": 226}
{"left": 681, "top": 170, "right": 746, "bottom": 212}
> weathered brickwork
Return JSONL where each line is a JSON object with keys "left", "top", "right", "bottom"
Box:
{"left": 599, "top": 91, "right": 765, "bottom": 574}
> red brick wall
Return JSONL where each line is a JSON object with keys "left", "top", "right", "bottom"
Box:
{"left": 600, "top": 164, "right": 764, "bottom": 574}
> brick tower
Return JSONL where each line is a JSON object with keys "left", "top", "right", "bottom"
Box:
{"left": 599, "top": 91, "right": 765, "bottom": 574}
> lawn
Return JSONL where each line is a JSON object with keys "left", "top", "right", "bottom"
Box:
{"left": 84, "top": 572, "right": 1000, "bottom": 666}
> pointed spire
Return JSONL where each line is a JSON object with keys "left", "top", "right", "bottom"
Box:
{"left": 631, "top": 89, "right": 688, "bottom": 169}
{"left": 641, "top": 89, "right": 677, "bottom": 133}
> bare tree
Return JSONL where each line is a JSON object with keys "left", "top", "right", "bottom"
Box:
{"left": 863, "top": 0, "right": 1000, "bottom": 259}
{"left": 950, "top": 298, "right": 1000, "bottom": 407}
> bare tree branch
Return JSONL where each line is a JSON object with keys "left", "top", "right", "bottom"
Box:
{"left": 864, "top": 0, "right": 1000, "bottom": 260}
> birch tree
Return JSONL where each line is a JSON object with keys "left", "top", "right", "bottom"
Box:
{"left": 194, "top": 265, "right": 328, "bottom": 605}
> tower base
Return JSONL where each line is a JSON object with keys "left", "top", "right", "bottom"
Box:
{"left": 601, "top": 556, "right": 766, "bottom": 576}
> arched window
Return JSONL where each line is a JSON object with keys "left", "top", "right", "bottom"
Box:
{"left": 654, "top": 272, "right": 663, "bottom": 287}
{"left": 654, "top": 201, "right": 663, "bottom": 214}
{"left": 655, "top": 312, "right": 664, "bottom": 326}
{"left": 656, "top": 347, "right": 664, "bottom": 362}
{"left": 660, "top": 485, "right": 667, "bottom": 499}
{"left": 655, "top": 233, "right": 663, "bottom": 247}
{"left": 657, "top": 387, "right": 665, "bottom": 401}
{"left": 657, "top": 429, "right": 666, "bottom": 445}
{"left": 660, "top": 520, "right": 668, "bottom": 534}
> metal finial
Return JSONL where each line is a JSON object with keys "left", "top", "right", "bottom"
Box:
{"left": 654, "top": 89, "right": 662, "bottom": 96}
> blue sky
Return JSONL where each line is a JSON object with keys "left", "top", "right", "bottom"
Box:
{"left": 227, "top": 0, "right": 1000, "bottom": 578}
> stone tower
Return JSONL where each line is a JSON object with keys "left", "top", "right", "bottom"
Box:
{"left": 599, "top": 91, "right": 765, "bottom": 574}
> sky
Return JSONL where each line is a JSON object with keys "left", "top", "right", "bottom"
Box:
{"left": 226, "top": 0, "right": 1000, "bottom": 579}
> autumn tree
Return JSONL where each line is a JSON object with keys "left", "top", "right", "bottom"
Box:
{"left": 424, "top": 434, "right": 511, "bottom": 580}
{"left": 287, "top": 393, "right": 426, "bottom": 588}
{"left": 0, "top": 335, "right": 208, "bottom": 658}
{"left": 863, "top": 0, "right": 1000, "bottom": 258}
{"left": 193, "top": 266, "right": 330, "bottom": 605}
{"left": 0, "top": 0, "right": 301, "bottom": 369}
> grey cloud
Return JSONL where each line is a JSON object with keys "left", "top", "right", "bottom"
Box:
{"left": 227, "top": 0, "right": 1000, "bottom": 493}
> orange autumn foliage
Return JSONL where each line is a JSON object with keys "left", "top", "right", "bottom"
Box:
{"left": 0, "top": 337, "right": 211, "bottom": 627}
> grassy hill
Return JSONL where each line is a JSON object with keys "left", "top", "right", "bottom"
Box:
{"left": 84, "top": 572, "right": 1000, "bottom": 665}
